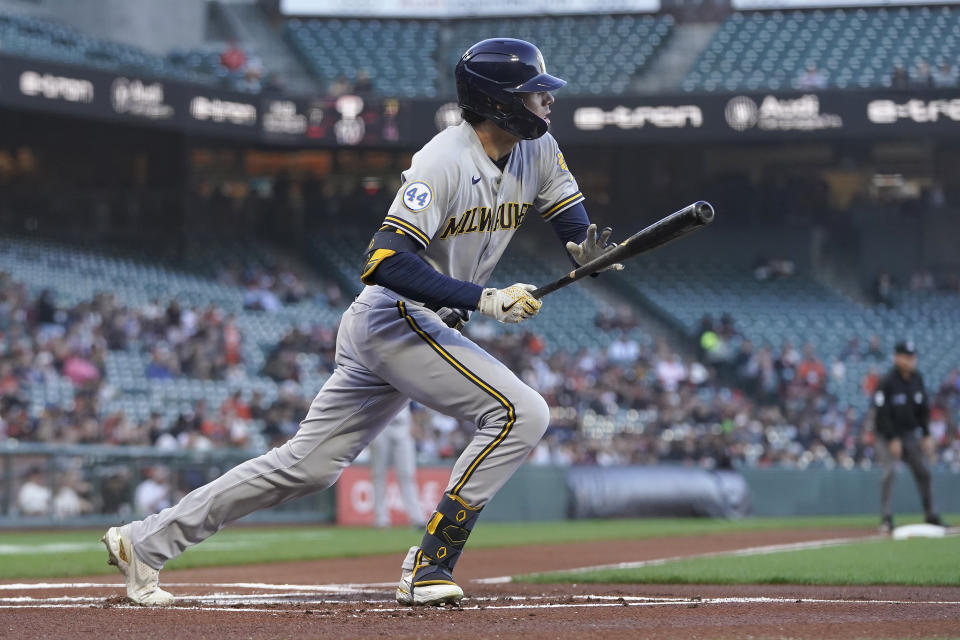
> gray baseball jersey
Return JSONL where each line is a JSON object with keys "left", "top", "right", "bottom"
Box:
{"left": 127, "top": 122, "right": 576, "bottom": 572}
{"left": 375, "top": 120, "right": 583, "bottom": 285}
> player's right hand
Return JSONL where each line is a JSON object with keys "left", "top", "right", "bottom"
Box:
{"left": 477, "top": 283, "right": 542, "bottom": 324}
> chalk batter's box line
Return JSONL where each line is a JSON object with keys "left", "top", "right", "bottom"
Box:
{"left": 1, "top": 591, "right": 959, "bottom": 612}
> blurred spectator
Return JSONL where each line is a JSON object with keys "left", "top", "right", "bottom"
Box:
{"left": 911, "top": 59, "right": 933, "bottom": 88}
{"left": 862, "top": 365, "right": 880, "bottom": 396}
{"left": 607, "top": 332, "right": 640, "bottom": 364}
{"left": 873, "top": 272, "right": 894, "bottom": 308}
{"left": 796, "top": 63, "right": 827, "bottom": 90}
{"left": 328, "top": 74, "right": 351, "bottom": 97}
{"left": 237, "top": 52, "right": 265, "bottom": 93}
{"left": 830, "top": 357, "right": 846, "bottom": 384}
{"left": 932, "top": 61, "right": 958, "bottom": 88}
{"left": 52, "top": 470, "right": 93, "bottom": 518}
{"left": 753, "top": 256, "right": 796, "bottom": 281}
{"left": 866, "top": 335, "right": 885, "bottom": 360}
{"left": 797, "top": 344, "right": 826, "bottom": 389}
{"left": 354, "top": 69, "right": 374, "bottom": 96}
{"left": 17, "top": 467, "right": 51, "bottom": 516}
{"left": 145, "top": 345, "right": 176, "bottom": 379}
{"left": 655, "top": 351, "right": 687, "bottom": 392}
{"left": 891, "top": 63, "right": 909, "bottom": 89}
{"left": 220, "top": 40, "right": 247, "bottom": 72}
{"left": 840, "top": 337, "right": 861, "bottom": 361}
{"left": 135, "top": 466, "right": 172, "bottom": 516}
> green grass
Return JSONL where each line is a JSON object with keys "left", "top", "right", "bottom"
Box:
{"left": 519, "top": 534, "right": 960, "bottom": 587}
{"left": 0, "top": 514, "right": 907, "bottom": 581}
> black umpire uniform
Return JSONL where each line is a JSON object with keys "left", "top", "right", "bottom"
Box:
{"left": 872, "top": 340, "right": 942, "bottom": 530}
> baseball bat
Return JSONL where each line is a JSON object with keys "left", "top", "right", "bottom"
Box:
{"left": 531, "top": 200, "right": 715, "bottom": 299}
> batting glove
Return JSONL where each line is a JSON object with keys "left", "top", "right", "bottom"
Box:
{"left": 565, "top": 224, "right": 624, "bottom": 271}
{"left": 477, "top": 283, "right": 542, "bottom": 324}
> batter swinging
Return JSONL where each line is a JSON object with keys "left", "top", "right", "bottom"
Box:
{"left": 101, "top": 37, "right": 621, "bottom": 607}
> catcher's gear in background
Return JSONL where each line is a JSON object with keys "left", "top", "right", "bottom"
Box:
{"left": 566, "top": 223, "right": 624, "bottom": 272}
{"left": 477, "top": 283, "right": 542, "bottom": 323}
{"left": 456, "top": 38, "right": 566, "bottom": 140}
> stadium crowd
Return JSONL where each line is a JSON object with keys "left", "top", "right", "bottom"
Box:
{"left": 3, "top": 267, "right": 959, "bottom": 497}
{"left": 0, "top": 268, "right": 314, "bottom": 450}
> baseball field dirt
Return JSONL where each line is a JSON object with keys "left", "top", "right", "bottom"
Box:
{"left": 3, "top": 526, "right": 959, "bottom": 639}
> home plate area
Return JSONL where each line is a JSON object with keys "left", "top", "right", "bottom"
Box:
{"left": 3, "top": 529, "right": 960, "bottom": 640}
{"left": 3, "top": 577, "right": 960, "bottom": 639}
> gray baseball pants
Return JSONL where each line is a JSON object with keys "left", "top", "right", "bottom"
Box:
{"left": 877, "top": 433, "right": 934, "bottom": 519}
{"left": 132, "top": 286, "right": 549, "bottom": 569}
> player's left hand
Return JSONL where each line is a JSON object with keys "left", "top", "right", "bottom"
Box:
{"left": 477, "top": 283, "right": 542, "bottom": 324}
{"left": 565, "top": 224, "right": 624, "bottom": 271}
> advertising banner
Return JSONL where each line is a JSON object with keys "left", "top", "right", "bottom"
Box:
{"left": 335, "top": 465, "right": 450, "bottom": 526}
{"left": 419, "top": 90, "right": 960, "bottom": 144}
{"left": 3, "top": 52, "right": 960, "bottom": 147}
{"left": 0, "top": 53, "right": 411, "bottom": 146}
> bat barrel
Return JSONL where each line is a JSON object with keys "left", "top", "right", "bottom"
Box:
{"left": 693, "top": 200, "right": 715, "bottom": 225}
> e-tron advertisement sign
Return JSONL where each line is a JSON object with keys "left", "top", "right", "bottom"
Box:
{"left": 537, "top": 91, "right": 960, "bottom": 143}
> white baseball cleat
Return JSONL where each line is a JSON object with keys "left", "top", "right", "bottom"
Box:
{"left": 101, "top": 524, "right": 174, "bottom": 606}
{"left": 396, "top": 546, "right": 463, "bottom": 606}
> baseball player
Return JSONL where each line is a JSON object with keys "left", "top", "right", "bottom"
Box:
{"left": 101, "top": 37, "right": 620, "bottom": 607}
{"left": 369, "top": 403, "right": 425, "bottom": 528}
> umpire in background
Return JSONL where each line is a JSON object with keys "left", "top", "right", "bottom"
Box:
{"left": 873, "top": 340, "right": 944, "bottom": 532}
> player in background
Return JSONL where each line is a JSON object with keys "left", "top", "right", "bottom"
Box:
{"left": 370, "top": 403, "right": 426, "bottom": 528}
{"left": 873, "top": 340, "right": 945, "bottom": 533}
{"left": 101, "top": 37, "right": 620, "bottom": 607}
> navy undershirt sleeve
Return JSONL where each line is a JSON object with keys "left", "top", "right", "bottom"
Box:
{"left": 373, "top": 252, "right": 483, "bottom": 310}
{"left": 549, "top": 201, "right": 593, "bottom": 270}
{"left": 549, "top": 201, "right": 590, "bottom": 246}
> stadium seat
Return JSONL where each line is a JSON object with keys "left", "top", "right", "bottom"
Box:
{"left": 681, "top": 6, "right": 957, "bottom": 92}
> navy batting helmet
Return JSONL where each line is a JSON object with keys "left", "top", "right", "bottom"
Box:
{"left": 455, "top": 38, "right": 566, "bottom": 140}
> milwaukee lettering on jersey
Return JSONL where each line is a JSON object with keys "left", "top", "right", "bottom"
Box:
{"left": 438, "top": 203, "right": 532, "bottom": 239}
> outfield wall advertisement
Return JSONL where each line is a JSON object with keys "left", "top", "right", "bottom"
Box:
{"left": 335, "top": 466, "right": 449, "bottom": 526}
{"left": 3, "top": 52, "right": 959, "bottom": 147}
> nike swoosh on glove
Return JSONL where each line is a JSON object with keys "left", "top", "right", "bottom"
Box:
{"left": 565, "top": 224, "right": 624, "bottom": 272}
{"left": 477, "top": 283, "right": 542, "bottom": 324}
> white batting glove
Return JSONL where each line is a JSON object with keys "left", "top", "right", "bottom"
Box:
{"left": 565, "top": 224, "right": 624, "bottom": 271}
{"left": 477, "top": 283, "right": 542, "bottom": 324}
